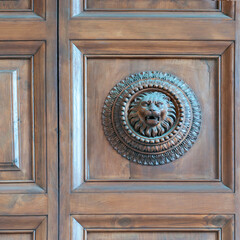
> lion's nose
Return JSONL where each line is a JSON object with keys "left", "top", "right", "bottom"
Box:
{"left": 149, "top": 106, "right": 157, "bottom": 112}
{"left": 149, "top": 104, "right": 156, "bottom": 111}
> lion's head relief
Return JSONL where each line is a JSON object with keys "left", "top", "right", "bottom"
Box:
{"left": 128, "top": 91, "right": 177, "bottom": 138}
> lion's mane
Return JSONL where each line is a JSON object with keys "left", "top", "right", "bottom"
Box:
{"left": 128, "top": 91, "right": 177, "bottom": 138}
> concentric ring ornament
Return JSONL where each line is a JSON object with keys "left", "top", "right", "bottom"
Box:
{"left": 102, "top": 71, "right": 202, "bottom": 165}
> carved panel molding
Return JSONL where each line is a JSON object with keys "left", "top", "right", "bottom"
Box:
{"left": 102, "top": 71, "right": 201, "bottom": 165}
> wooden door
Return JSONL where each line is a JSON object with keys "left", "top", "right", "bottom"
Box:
{"left": 0, "top": 1, "right": 58, "bottom": 240}
{"left": 59, "top": 1, "right": 239, "bottom": 240}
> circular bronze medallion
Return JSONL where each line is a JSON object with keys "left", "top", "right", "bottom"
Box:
{"left": 102, "top": 71, "right": 201, "bottom": 165}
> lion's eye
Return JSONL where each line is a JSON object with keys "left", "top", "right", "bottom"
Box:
{"left": 141, "top": 102, "right": 148, "bottom": 107}
{"left": 155, "top": 102, "right": 162, "bottom": 107}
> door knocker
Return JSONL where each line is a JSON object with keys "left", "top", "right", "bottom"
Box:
{"left": 102, "top": 71, "right": 201, "bottom": 165}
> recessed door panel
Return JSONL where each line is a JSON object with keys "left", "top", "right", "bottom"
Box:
{"left": 86, "top": 57, "right": 218, "bottom": 181}
{"left": 0, "top": 233, "right": 33, "bottom": 240}
{"left": 71, "top": 215, "right": 233, "bottom": 240}
{"left": 71, "top": 0, "right": 234, "bottom": 19}
{"left": 88, "top": 232, "right": 217, "bottom": 240}
{"left": 0, "top": 0, "right": 32, "bottom": 10}
{"left": 69, "top": 41, "right": 234, "bottom": 193}
{"left": 0, "top": 0, "right": 45, "bottom": 19}
{"left": 85, "top": 0, "right": 219, "bottom": 11}
{"left": 0, "top": 42, "right": 47, "bottom": 192}
{"left": 0, "top": 59, "right": 32, "bottom": 178}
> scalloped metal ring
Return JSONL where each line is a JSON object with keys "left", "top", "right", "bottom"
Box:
{"left": 102, "top": 71, "right": 201, "bottom": 166}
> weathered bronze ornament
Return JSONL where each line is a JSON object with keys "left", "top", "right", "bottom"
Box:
{"left": 102, "top": 71, "right": 201, "bottom": 165}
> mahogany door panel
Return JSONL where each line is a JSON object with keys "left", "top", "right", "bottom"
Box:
{"left": 72, "top": 0, "right": 234, "bottom": 18}
{"left": 87, "top": 232, "right": 218, "bottom": 240}
{"left": 0, "top": 59, "right": 32, "bottom": 174}
{"left": 71, "top": 215, "right": 233, "bottom": 240}
{"left": 86, "top": 57, "right": 218, "bottom": 181}
{"left": 0, "top": 233, "right": 33, "bottom": 240}
{"left": 84, "top": 0, "right": 219, "bottom": 11}
{"left": 0, "top": 0, "right": 45, "bottom": 19}
{"left": 0, "top": 42, "right": 46, "bottom": 192}
{"left": 0, "top": 0, "right": 32, "bottom": 11}
{"left": 60, "top": 1, "right": 240, "bottom": 240}
{"left": 70, "top": 40, "right": 234, "bottom": 193}
{"left": 0, "top": 216, "right": 47, "bottom": 240}
{"left": 0, "top": 0, "right": 57, "bottom": 239}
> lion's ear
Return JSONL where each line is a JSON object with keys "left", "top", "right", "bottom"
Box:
{"left": 134, "top": 97, "right": 141, "bottom": 102}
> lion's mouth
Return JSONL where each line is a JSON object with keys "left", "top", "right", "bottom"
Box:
{"left": 145, "top": 115, "right": 160, "bottom": 126}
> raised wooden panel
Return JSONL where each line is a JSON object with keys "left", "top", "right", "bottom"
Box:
{"left": 71, "top": 215, "right": 233, "bottom": 240}
{"left": 0, "top": 60, "right": 29, "bottom": 172}
{"left": 71, "top": 0, "right": 234, "bottom": 18}
{"left": 0, "top": 41, "right": 46, "bottom": 193}
{"left": 85, "top": 0, "right": 219, "bottom": 11}
{"left": 0, "top": 0, "right": 45, "bottom": 19}
{"left": 0, "top": 232, "right": 33, "bottom": 240}
{"left": 0, "top": 216, "right": 47, "bottom": 240}
{"left": 88, "top": 232, "right": 218, "bottom": 240}
{"left": 0, "top": 69, "right": 20, "bottom": 171}
{"left": 87, "top": 58, "right": 218, "bottom": 180}
{"left": 0, "top": 0, "right": 32, "bottom": 11}
{"left": 70, "top": 40, "right": 234, "bottom": 193}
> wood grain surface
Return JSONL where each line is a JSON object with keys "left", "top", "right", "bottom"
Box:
{"left": 0, "top": 0, "right": 57, "bottom": 239}
{"left": 57, "top": 1, "right": 239, "bottom": 240}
